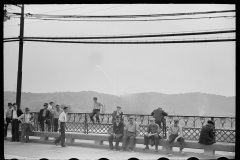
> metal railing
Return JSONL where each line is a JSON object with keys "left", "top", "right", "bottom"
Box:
{"left": 29, "top": 112, "right": 235, "bottom": 143}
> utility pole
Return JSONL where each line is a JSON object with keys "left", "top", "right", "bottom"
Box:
{"left": 16, "top": 4, "right": 24, "bottom": 108}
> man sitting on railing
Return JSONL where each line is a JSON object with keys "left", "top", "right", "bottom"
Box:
{"left": 108, "top": 115, "right": 124, "bottom": 150}
{"left": 120, "top": 115, "right": 139, "bottom": 152}
{"left": 198, "top": 120, "right": 216, "bottom": 145}
{"left": 166, "top": 119, "right": 185, "bottom": 157}
{"left": 143, "top": 117, "right": 162, "bottom": 152}
{"left": 90, "top": 97, "right": 103, "bottom": 123}
{"left": 112, "top": 106, "right": 123, "bottom": 123}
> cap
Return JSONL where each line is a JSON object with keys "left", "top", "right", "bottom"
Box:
{"left": 93, "top": 97, "right": 97, "bottom": 100}
{"left": 49, "top": 101, "right": 53, "bottom": 104}
{"left": 25, "top": 107, "right": 30, "bottom": 111}
{"left": 150, "top": 117, "right": 155, "bottom": 121}
{"left": 43, "top": 103, "right": 48, "bottom": 106}
{"left": 8, "top": 103, "right": 12, "bottom": 105}
{"left": 128, "top": 116, "right": 133, "bottom": 119}
{"left": 55, "top": 104, "right": 60, "bottom": 106}
{"left": 115, "top": 115, "right": 120, "bottom": 119}
{"left": 117, "top": 106, "right": 121, "bottom": 109}
{"left": 174, "top": 119, "right": 179, "bottom": 123}
{"left": 207, "top": 120, "right": 215, "bottom": 125}
{"left": 63, "top": 106, "right": 68, "bottom": 110}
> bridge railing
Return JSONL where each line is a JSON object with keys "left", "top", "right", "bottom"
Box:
{"left": 30, "top": 112, "right": 235, "bottom": 143}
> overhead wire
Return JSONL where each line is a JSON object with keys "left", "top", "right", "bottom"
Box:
{"left": 3, "top": 29, "right": 235, "bottom": 40}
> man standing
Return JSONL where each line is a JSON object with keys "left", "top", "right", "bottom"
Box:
{"left": 90, "top": 97, "right": 103, "bottom": 123}
{"left": 18, "top": 107, "right": 33, "bottom": 143}
{"left": 143, "top": 117, "right": 161, "bottom": 152}
{"left": 52, "top": 104, "right": 63, "bottom": 132}
{"left": 38, "top": 103, "right": 51, "bottom": 132}
{"left": 198, "top": 120, "right": 216, "bottom": 145}
{"left": 108, "top": 115, "right": 124, "bottom": 150}
{"left": 112, "top": 106, "right": 123, "bottom": 123}
{"left": 4, "top": 103, "right": 13, "bottom": 139}
{"left": 151, "top": 107, "right": 168, "bottom": 136}
{"left": 10, "top": 103, "right": 23, "bottom": 142}
{"left": 166, "top": 119, "right": 185, "bottom": 157}
{"left": 54, "top": 106, "right": 68, "bottom": 147}
{"left": 48, "top": 101, "right": 54, "bottom": 131}
{"left": 121, "top": 116, "right": 139, "bottom": 152}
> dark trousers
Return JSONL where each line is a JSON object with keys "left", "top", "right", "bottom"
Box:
{"left": 90, "top": 109, "right": 100, "bottom": 123}
{"left": 4, "top": 117, "right": 12, "bottom": 137}
{"left": 11, "top": 119, "right": 20, "bottom": 141}
{"left": 144, "top": 134, "right": 160, "bottom": 148}
{"left": 155, "top": 120, "right": 166, "bottom": 136}
{"left": 108, "top": 133, "right": 123, "bottom": 149}
{"left": 53, "top": 118, "right": 59, "bottom": 132}
{"left": 122, "top": 132, "right": 136, "bottom": 149}
{"left": 166, "top": 134, "right": 185, "bottom": 153}
{"left": 40, "top": 119, "right": 51, "bottom": 132}
{"left": 21, "top": 123, "right": 30, "bottom": 142}
{"left": 55, "top": 122, "right": 65, "bottom": 146}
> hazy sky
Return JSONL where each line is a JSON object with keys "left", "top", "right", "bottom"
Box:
{"left": 4, "top": 4, "right": 235, "bottom": 97}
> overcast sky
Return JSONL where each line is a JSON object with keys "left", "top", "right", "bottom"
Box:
{"left": 3, "top": 4, "right": 235, "bottom": 97}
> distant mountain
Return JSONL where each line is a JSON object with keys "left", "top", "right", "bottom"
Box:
{"left": 3, "top": 91, "right": 235, "bottom": 116}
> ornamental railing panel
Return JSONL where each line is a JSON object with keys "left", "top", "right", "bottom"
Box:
{"left": 29, "top": 112, "right": 235, "bottom": 143}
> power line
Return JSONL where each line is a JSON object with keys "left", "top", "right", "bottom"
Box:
{"left": 9, "top": 9, "right": 235, "bottom": 19}
{"left": 22, "top": 15, "right": 236, "bottom": 22}
{"left": 3, "top": 37, "right": 235, "bottom": 44}
{"left": 4, "top": 29, "right": 235, "bottom": 40}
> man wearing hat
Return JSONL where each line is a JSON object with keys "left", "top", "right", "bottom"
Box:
{"left": 90, "top": 97, "right": 103, "bottom": 123}
{"left": 38, "top": 103, "right": 51, "bottom": 132}
{"left": 4, "top": 103, "right": 13, "bottom": 139}
{"left": 52, "top": 104, "right": 63, "bottom": 132}
{"left": 198, "top": 120, "right": 216, "bottom": 145}
{"left": 54, "top": 106, "right": 68, "bottom": 147}
{"left": 166, "top": 119, "right": 185, "bottom": 156}
{"left": 143, "top": 117, "right": 161, "bottom": 152}
{"left": 18, "top": 107, "right": 34, "bottom": 143}
{"left": 108, "top": 115, "right": 124, "bottom": 150}
{"left": 10, "top": 103, "right": 23, "bottom": 142}
{"left": 120, "top": 115, "right": 139, "bottom": 152}
{"left": 112, "top": 106, "right": 123, "bottom": 123}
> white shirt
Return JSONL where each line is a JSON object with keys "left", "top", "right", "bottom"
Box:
{"left": 12, "top": 109, "right": 18, "bottom": 119}
{"left": 19, "top": 113, "right": 32, "bottom": 123}
{"left": 58, "top": 111, "right": 67, "bottom": 122}
{"left": 93, "top": 101, "right": 102, "bottom": 110}
{"left": 48, "top": 104, "right": 53, "bottom": 112}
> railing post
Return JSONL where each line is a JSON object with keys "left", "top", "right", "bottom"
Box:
{"left": 84, "top": 113, "right": 88, "bottom": 134}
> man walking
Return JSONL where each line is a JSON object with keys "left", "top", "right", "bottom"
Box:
{"left": 121, "top": 116, "right": 139, "bottom": 152}
{"left": 4, "top": 103, "right": 13, "bottom": 139}
{"left": 90, "top": 97, "right": 103, "bottom": 123}
{"left": 166, "top": 119, "right": 185, "bottom": 157}
{"left": 108, "top": 115, "right": 124, "bottom": 150}
{"left": 54, "top": 106, "right": 68, "bottom": 147}
{"left": 10, "top": 103, "right": 23, "bottom": 142}
{"left": 151, "top": 107, "right": 168, "bottom": 136}
{"left": 199, "top": 120, "right": 216, "bottom": 145}
{"left": 52, "top": 104, "right": 63, "bottom": 132}
{"left": 143, "top": 117, "right": 161, "bottom": 152}
{"left": 18, "top": 107, "right": 33, "bottom": 143}
{"left": 38, "top": 103, "right": 51, "bottom": 132}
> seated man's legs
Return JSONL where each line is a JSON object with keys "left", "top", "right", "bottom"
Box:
{"left": 90, "top": 110, "right": 96, "bottom": 123}
{"left": 95, "top": 111, "right": 100, "bottom": 123}
{"left": 121, "top": 133, "right": 130, "bottom": 150}
{"left": 166, "top": 134, "right": 178, "bottom": 154}
{"left": 177, "top": 137, "right": 185, "bottom": 151}
{"left": 129, "top": 134, "right": 136, "bottom": 151}
{"left": 154, "top": 134, "right": 159, "bottom": 149}
{"left": 114, "top": 134, "right": 123, "bottom": 149}
{"left": 108, "top": 133, "right": 114, "bottom": 149}
{"left": 143, "top": 134, "right": 150, "bottom": 147}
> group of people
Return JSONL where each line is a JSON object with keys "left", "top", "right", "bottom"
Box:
{"left": 4, "top": 97, "right": 216, "bottom": 156}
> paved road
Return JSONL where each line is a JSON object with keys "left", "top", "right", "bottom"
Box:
{"left": 4, "top": 140, "right": 234, "bottom": 160}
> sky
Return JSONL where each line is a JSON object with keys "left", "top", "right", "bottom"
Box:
{"left": 3, "top": 4, "right": 235, "bottom": 97}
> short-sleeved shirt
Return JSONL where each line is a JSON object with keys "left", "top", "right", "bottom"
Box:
{"left": 93, "top": 101, "right": 102, "bottom": 110}
{"left": 4, "top": 108, "right": 12, "bottom": 118}
{"left": 53, "top": 109, "right": 63, "bottom": 118}
{"left": 59, "top": 112, "right": 67, "bottom": 122}
{"left": 19, "top": 113, "right": 32, "bottom": 123}
{"left": 169, "top": 124, "right": 182, "bottom": 135}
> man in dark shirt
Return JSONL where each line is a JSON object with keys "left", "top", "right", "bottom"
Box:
{"left": 151, "top": 107, "right": 168, "bottom": 136}
{"left": 199, "top": 120, "right": 216, "bottom": 145}
{"left": 108, "top": 115, "right": 124, "bottom": 150}
{"left": 38, "top": 103, "right": 51, "bottom": 132}
{"left": 143, "top": 117, "right": 161, "bottom": 152}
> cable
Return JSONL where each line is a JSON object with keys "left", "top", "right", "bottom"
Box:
{"left": 9, "top": 9, "right": 235, "bottom": 19}
{"left": 4, "top": 29, "right": 235, "bottom": 40}
{"left": 22, "top": 15, "right": 236, "bottom": 22}
{"left": 3, "top": 37, "right": 235, "bottom": 44}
